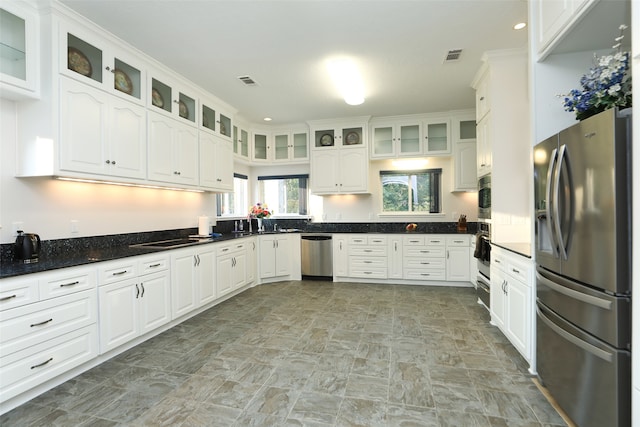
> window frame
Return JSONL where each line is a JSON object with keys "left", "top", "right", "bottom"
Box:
{"left": 257, "top": 174, "right": 309, "bottom": 217}
{"left": 216, "top": 173, "right": 248, "bottom": 217}
{"left": 379, "top": 168, "right": 442, "bottom": 214}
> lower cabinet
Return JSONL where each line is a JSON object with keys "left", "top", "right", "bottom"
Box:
{"left": 403, "top": 235, "right": 446, "bottom": 281}
{"left": 259, "top": 234, "right": 292, "bottom": 279}
{"left": 490, "top": 245, "right": 534, "bottom": 363}
{"left": 216, "top": 240, "right": 247, "bottom": 297}
{"left": 332, "top": 234, "right": 349, "bottom": 277}
{"left": 171, "top": 247, "right": 215, "bottom": 319}
{"left": 388, "top": 236, "right": 403, "bottom": 279}
{"left": 99, "top": 255, "right": 170, "bottom": 353}
{"left": 445, "top": 236, "right": 470, "bottom": 282}
{"left": 348, "top": 235, "right": 388, "bottom": 279}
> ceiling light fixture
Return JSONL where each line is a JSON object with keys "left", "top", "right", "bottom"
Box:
{"left": 327, "top": 58, "right": 365, "bottom": 106}
{"left": 514, "top": 22, "right": 527, "bottom": 30}
{"left": 263, "top": 117, "right": 272, "bottom": 122}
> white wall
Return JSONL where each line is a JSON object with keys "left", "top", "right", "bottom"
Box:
{"left": 1, "top": 98, "right": 216, "bottom": 243}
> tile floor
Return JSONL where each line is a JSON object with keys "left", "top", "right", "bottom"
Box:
{"left": 1, "top": 281, "right": 567, "bottom": 426}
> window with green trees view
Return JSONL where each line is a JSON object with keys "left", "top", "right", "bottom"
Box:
{"left": 216, "top": 174, "right": 248, "bottom": 216}
{"left": 258, "top": 175, "right": 309, "bottom": 215}
{"left": 380, "top": 169, "right": 442, "bottom": 213}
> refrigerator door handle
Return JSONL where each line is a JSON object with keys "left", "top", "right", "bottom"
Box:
{"left": 536, "top": 270, "right": 613, "bottom": 310}
{"left": 537, "top": 304, "right": 613, "bottom": 362}
{"left": 553, "top": 144, "right": 570, "bottom": 260}
{"left": 546, "top": 147, "right": 560, "bottom": 257}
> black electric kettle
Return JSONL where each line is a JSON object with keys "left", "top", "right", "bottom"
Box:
{"left": 15, "top": 231, "right": 41, "bottom": 263}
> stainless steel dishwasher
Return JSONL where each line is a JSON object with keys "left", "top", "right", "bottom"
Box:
{"left": 300, "top": 234, "right": 333, "bottom": 279}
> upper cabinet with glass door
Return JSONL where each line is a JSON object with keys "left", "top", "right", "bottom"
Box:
{"left": 201, "top": 96, "right": 233, "bottom": 141}
{"left": 233, "top": 123, "right": 250, "bottom": 161}
{"left": 148, "top": 69, "right": 197, "bottom": 125}
{"left": 273, "top": 128, "right": 308, "bottom": 163}
{"left": 423, "top": 118, "right": 451, "bottom": 155}
{"left": 61, "top": 22, "right": 145, "bottom": 106}
{"left": 0, "top": 2, "right": 38, "bottom": 99}
{"left": 370, "top": 120, "right": 422, "bottom": 159}
{"left": 309, "top": 118, "right": 370, "bottom": 150}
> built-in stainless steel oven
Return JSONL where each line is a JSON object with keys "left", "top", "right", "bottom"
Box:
{"left": 474, "top": 222, "right": 491, "bottom": 309}
{"left": 478, "top": 174, "right": 491, "bottom": 221}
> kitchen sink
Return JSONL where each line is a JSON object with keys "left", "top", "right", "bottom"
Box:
{"left": 130, "top": 237, "right": 212, "bottom": 250}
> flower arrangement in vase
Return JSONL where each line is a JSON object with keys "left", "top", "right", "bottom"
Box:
{"left": 249, "top": 203, "right": 271, "bottom": 231}
{"left": 560, "top": 24, "right": 631, "bottom": 121}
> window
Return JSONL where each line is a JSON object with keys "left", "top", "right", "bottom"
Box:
{"left": 258, "top": 174, "right": 309, "bottom": 216}
{"left": 216, "top": 174, "right": 248, "bottom": 216}
{"left": 380, "top": 169, "right": 442, "bottom": 213}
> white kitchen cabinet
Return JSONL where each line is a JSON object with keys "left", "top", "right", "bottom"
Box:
{"left": 332, "top": 235, "right": 349, "bottom": 277}
{"left": 98, "top": 255, "right": 170, "bottom": 353}
{"left": 310, "top": 120, "right": 367, "bottom": 150}
{"left": 370, "top": 120, "right": 422, "bottom": 158}
{"left": 535, "top": 0, "right": 595, "bottom": 58}
{"left": 452, "top": 114, "right": 477, "bottom": 191}
{"left": 216, "top": 241, "right": 247, "bottom": 297}
{"left": 233, "top": 123, "right": 250, "bottom": 161}
{"left": 201, "top": 97, "right": 232, "bottom": 141}
{"left": 273, "top": 129, "right": 309, "bottom": 162}
{"left": 403, "top": 235, "right": 446, "bottom": 281}
{"left": 259, "top": 234, "right": 292, "bottom": 279}
{"left": 148, "top": 71, "right": 197, "bottom": 124}
{"left": 0, "top": 276, "right": 39, "bottom": 312}
{"left": 0, "top": 1, "right": 39, "bottom": 99}
{"left": 388, "top": 236, "right": 403, "bottom": 280}
{"left": 475, "top": 111, "right": 492, "bottom": 177}
{"left": 147, "top": 110, "right": 199, "bottom": 187}
{"left": 245, "top": 237, "right": 257, "bottom": 285}
{"left": 423, "top": 118, "right": 451, "bottom": 155}
{"left": 61, "top": 22, "right": 146, "bottom": 105}
{"left": 59, "top": 76, "right": 146, "bottom": 180}
{"left": 348, "top": 235, "right": 388, "bottom": 280}
{"left": 445, "top": 236, "right": 470, "bottom": 282}
{"left": 171, "top": 246, "right": 215, "bottom": 319}
{"left": 252, "top": 130, "right": 269, "bottom": 162}
{"left": 310, "top": 148, "right": 368, "bottom": 194}
{"left": 199, "top": 131, "right": 233, "bottom": 192}
{"left": 490, "top": 245, "right": 534, "bottom": 363}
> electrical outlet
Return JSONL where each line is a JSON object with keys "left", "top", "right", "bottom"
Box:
{"left": 70, "top": 220, "right": 79, "bottom": 234}
{"left": 12, "top": 221, "right": 24, "bottom": 236}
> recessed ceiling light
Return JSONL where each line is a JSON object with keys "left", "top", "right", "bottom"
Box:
{"left": 263, "top": 117, "right": 272, "bottom": 122}
{"left": 514, "top": 22, "right": 527, "bottom": 30}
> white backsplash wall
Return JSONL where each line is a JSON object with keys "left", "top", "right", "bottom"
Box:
{"left": 1, "top": 99, "right": 216, "bottom": 243}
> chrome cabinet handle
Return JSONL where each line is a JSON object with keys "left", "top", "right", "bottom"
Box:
{"left": 149, "top": 263, "right": 161, "bottom": 268}
{"left": 141, "top": 283, "right": 145, "bottom": 298}
{"left": 112, "top": 270, "right": 128, "bottom": 276}
{"left": 0, "top": 294, "right": 17, "bottom": 301}
{"left": 31, "top": 318, "right": 53, "bottom": 327}
{"left": 135, "top": 284, "right": 140, "bottom": 298}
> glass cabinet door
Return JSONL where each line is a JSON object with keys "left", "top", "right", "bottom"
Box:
{"left": 458, "top": 120, "right": 476, "bottom": 141}
{"left": 424, "top": 120, "right": 450, "bottom": 154}
{"left": 178, "top": 92, "right": 195, "bottom": 123}
{"left": 67, "top": 33, "right": 103, "bottom": 84}
{"left": 372, "top": 126, "right": 393, "bottom": 156}
{"left": 314, "top": 129, "right": 335, "bottom": 148}
{"left": 219, "top": 113, "right": 231, "bottom": 138}
{"left": 112, "top": 56, "right": 142, "bottom": 101}
{"left": 399, "top": 124, "right": 421, "bottom": 155}
{"left": 253, "top": 132, "right": 268, "bottom": 160}
{"left": 341, "top": 127, "right": 363, "bottom": 147}
{"left": 0, "top": 8, "right": 26, "bottom": 81}
{"left": 203, "top": 105, "right": 216, "bottom": 133}
{"left": 151, "top": 78, "right": 171, "bottom": 113}
{"left": 240, "top": 129, "right": 249, "bottom": 157}
{"left": 292, "top": 132, "right": 308, "bottom": 160}
{"left": 274, "top": 133, "right": 289, "bottom": 160}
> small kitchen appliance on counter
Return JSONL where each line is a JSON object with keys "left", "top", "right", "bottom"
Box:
{"left": 14, "top": 231, "right": 41, "bottom": 263}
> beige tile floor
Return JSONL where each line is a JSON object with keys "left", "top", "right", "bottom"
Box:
{"left": 1, "top": 281, "right": 567, "bottom": 426}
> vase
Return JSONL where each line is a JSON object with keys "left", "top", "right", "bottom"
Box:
{"left": 257, "top": 218, "right": 263, "bottom": 232}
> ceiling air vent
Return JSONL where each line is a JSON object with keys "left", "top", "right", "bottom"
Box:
{"left": 238, "top": 75, "right": 257, "bottom": 86}
{"left": 444, "top": 49, "right": 463, "bottom": 63}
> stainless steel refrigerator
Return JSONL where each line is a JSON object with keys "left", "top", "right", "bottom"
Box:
{"left": 534, "top": 108, "right": 632, "bottom": 427}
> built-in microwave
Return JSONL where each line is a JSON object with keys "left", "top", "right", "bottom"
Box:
{"left": 478, "top": 174, "right": 491, "bottom": 221}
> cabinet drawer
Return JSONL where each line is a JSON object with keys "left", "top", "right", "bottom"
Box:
{"left": 424, "top": 237, "right": 445, "bottom": 246}
{"left": 367, "top": 236, "right": 387, "bottom": 245}
{"left": 349, "top": 236, "right": 368, "bottom": 245}
{"left": 0, "top": 325, "right": 98, "bottom": 402}
{"left": 403, "top": 258, "right": 445, "bottom": 269}
{"left": 403, "top": 236, "right": 424, "bottom": 246}
{"left": 404, "top": 269, "right": 446, "bottom": 281}
{"left": 217, "top": 242, "right": 245, "bottom": 256}
{"left": 349, "top": 268, "right": 387, "bottom": 279}
{"left": 349, "top": 256, "right": 387, "bottom": 268}
{"left": 446, "top": 236, "right": 469, "bottom": 247}
{"left": 506, "top": 257, "right": 531, "bottom": 284}
{"left": 0, "top": 290, "right": 97, "bottom": 357}
{"left": 405, "top": 247, "right": 445, "bottom": 257}
{"left": 98, "top": 260, "right": 137, "bottom": 285}
{"left": 39, "top": 267, "right": 96, "bottom": 300}
{"left": 349, "top": 246, "right": 387, "bottom": 256}
{"left": 139, "top": 255, "right": 170, "bottom": 274}
{"left": 0, "top": 278, "right": 39, "bottom": 312}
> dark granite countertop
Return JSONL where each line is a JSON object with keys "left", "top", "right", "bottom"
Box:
{"left": 1, "top": 220, "right": 478, "bottom": 279}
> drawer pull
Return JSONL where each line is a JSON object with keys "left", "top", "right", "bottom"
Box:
{"left": 354, "top": 239, "right": 364, "bottom": 243}
{"left": 60, "top": 281, "right": 80, "bottom": 288}
{"left": 364, "top": 261, "right": 372, "bottom": 264}
{"left": 112, "top": 270, "right": 128, "bottom": 276}
{"left": 31, "top": 358, "right": 53, "bottom": 369}
{"left": 495, "top": 259, "right": 501, "bottom": 264}
{"left": 222, "top": 248, "right": 229, "bottom": 252}
{"left": 364, "top": 249, "right": 373, "bottom": 252}
{"left": 421, "top": 273, "right": 431, "bottom": 276}
{"left": 421, "top": 262, "right": 430, "bottom": 265}
{"left": 409, "top": 240, "right": 420, "bottom": 243}
{"left": 364, "top": 271, "right": 372, "bottom": 274}
{"left": 512, "top": 268, "right": 520, "bottom": 274}
{"left": 0, "top": 294, "right": 17, "bottom": 301}
{"left": 149, "top": 263, "right": 162, "bottom": 268}
{"left": 372, "top": 240, "right": 382, "bottom": 243}
{"left": 30, "top": 318, "right": 53, "bottom": 327}
{"left": 420, "top": 250, "right": 430, "bottom": 254}
{"left": 454, "top": 240, "right": 463, "bottom": 243}
{"left": 430, "top": 240, "right": 441, "bottom": 243}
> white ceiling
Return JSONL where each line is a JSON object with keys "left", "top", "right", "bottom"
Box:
{"left": 58, "top": 0, "right": 529, "bottom": 125}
